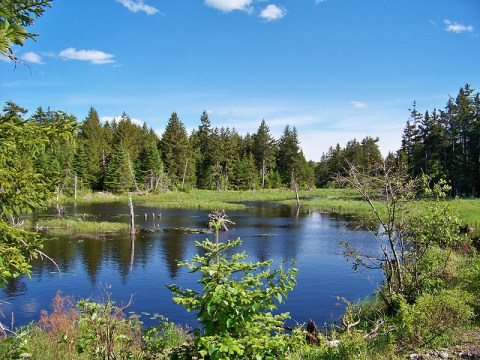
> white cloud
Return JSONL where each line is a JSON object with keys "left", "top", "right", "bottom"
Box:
{"left": 204, "top": 0, "right": 253, "bottom": 13}
{"left": 116, "top": 0, "right": 159, "bottom": 15}
{"left": 21, "top": 52, "right": 45, "bottom": 64}
{"left": 59, "top": 48, "right": 115, "bottom": 65}
{"left": 259, "top": 4, "right": 287, "bottom": 21}
{"left": 315, "top": 0, "right": 327, "bottom": 3}
{"left": 443, "top": 19, "right": 474, "bottom": 33}
{"left": 351, "top": 101, "right": 367, "bottom": 108}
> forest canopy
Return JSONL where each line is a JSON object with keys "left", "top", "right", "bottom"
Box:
{"left": 1, "top": 84, "right": 478, "bottom": 197}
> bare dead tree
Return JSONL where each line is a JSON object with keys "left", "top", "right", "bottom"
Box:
{"left": 336, "top": 160, "right": 422, "bottom": 308}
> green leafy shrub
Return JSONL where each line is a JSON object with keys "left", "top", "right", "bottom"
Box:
{"left": 142, "top": 314, "right": 191, "bottom": 359}
{"left": 0, "top": 325, "right": 33, "bottom": 360}
{"left": 168, "top": 219, "right": 304, "bottom": 359}
{"left": 395, "top": 289, "right": 474, "bottom": 349}
{"left": 76, "top": 289, "right": 142, "bottom": 359}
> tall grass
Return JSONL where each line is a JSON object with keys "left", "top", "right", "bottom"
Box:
{"left": 26, "top": 218, "right": 131, "bottom": 235}
{"left": 60, "top": 188, "right": 480, "bottom": 227}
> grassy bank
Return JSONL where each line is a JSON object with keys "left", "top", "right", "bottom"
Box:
{"left": 61, "top": 188, "right": 480, "bottom": 226}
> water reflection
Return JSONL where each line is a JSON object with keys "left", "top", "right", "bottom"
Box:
{"left": 2, "top": 202, "right": 383, "bottom": 328}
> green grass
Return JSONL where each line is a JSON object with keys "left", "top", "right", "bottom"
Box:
{"left": 62, "top": 189, "right": 315, "bottom": 210}
{"left": 449, "top": 198, "right": 480, "bottom": 226}
{"left": 61, "top": 188, "right": 480, "bottom": 228}
{"left": 27, "top": 218, "right": 131, "bottom": 235}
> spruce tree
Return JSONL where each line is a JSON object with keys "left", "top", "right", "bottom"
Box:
{"left": 160, "top": 113, "right": 195, "bottom": 189}
{"left": 79, "top": 107, "right": 104, "bottom": 190}
{"left": 276, "top": 125, "right": 302, "bottom": 187}
{"left": 253, "top": 120, "right": 277, "bottom": 188}
{"left": 103, "top": 145, "right": 134, "bottom": 193}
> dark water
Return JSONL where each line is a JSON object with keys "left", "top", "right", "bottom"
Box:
{"left": 1, "top": 201, "right": 382, "bottom": 329}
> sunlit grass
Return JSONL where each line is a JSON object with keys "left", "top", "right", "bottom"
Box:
{"left": 27, "top": 218, "right": 131, "bottom": 235}
{"left": 60, "top": 188, "right": 480, "bottom": 227}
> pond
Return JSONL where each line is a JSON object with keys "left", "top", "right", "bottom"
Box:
{"left": 1, "top": 201, "right": 383, "bottom": 329}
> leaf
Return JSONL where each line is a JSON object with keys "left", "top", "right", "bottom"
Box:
{"left": 276, "top": 293, "right": 283, "bottom": 303}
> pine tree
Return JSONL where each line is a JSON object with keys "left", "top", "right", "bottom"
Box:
{"left": 79, "top": 107, "right": 104, "bottom": 190}
{"left": 103, "top": 145, "right": 134, "bottom": 193}
{"left": 139, "top": 142, "right": 164, "bottom": 191}
{"left": 193, "top": 110, "right": 215, "bottom": 189}
{"left": 160, "top": 113, "right": 195, "bottom": 189}
{"left": 233, "top": 152, "right": 259, "bottom": 190}
{"left": 253, "top": 120, "right": 277, "bottom": 188}
{"left": 219, "top": 127, "right": 242, "bottom": 190}
{"left": 114, "top": 112, "right": 143, "bottom": 164}
{"left": 276, "top": 125, "right": 302, "bottom": 187}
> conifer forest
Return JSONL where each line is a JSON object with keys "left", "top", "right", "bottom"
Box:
{"left": 2, "top": 84, "right": 479, "bottom": 197}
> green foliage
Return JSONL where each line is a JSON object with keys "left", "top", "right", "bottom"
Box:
{"left": 0, "top": 222, "right": 42, "bottom": 286}
{"left": 400, "top": 85, "right": 480, "bottom": 196}
{"left": 76, "top": 292, "right": 141, "bottom": 359}
{"left": 139, "top": 141, "right": 165, "bottom": 192}
{"left": 161, "top": 113, "right": 196, "bottom": 189}
{"left": 0, "top": 324, "right": 34, "bottom": 360}
{"left": 232, "top": 152, "right": 259, "bottom": 190}
{"left": 395, "top": 289, "right": 474, "bottom": 349}
{"left": 330, "top": 332, "right": 368, "bottom": 360}
{"left": 277, "top": 125, "right": 304, "bottom": 187}
{"left": 0, "top": 0, "right": 51, "bottom": 60}
{"left": 168, "top": 219, "right": 303, "bottom": 359}
{"left": 103, "top": 145, "right": 135, "bottom": 193}
{"left": 339, "top": 161, "right": 466, "bottom": 308}
{"left": 142, "top": 315, "right": 191, "bottom": 358}
{"left": 0, "top": 102, "right": 77, "bottom": 285}
{"left": 253, "top": 120, "right": 277, "bottom": 188}
{"left": 78, "top": 107, "right": 106, "bottom": 190}
{"left": 315, "top": 136, "right": 383, "bottom": 188}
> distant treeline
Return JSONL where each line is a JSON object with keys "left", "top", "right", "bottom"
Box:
{"left": 1, "top": 84, "right": 478, "bottom": 196}
{"left": 315, "top": 84, "right": 480, "bottom": 196}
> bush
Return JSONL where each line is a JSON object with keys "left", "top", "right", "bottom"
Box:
{"left": 76, "top": 294, "right": 142, "bottom": 359}
{"left": 168, "top": 218, "right": 304, "bottom": 359}
{"left": 395, "top": 289, "right": 474, "bottom": 349}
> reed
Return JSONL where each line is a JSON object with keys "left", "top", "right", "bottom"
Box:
{"left": 28, "top": 218, "right": 131, "bottom": 235}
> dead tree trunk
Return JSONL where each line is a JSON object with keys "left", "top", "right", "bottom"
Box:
{"left": 181, "top": 160, "right": 188, "bottom": 190}
{"left": 292, "top": 172, "right": 301, "bottom": 207}
{"left": 74, "top": 172, "right": 77, "bottom": 200}
{"left": 129, "top": 196, "right": 135, "bottom": 235}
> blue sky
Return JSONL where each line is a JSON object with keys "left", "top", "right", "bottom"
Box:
{"left": 1, "top": 0, "right": 479, "bottom": 160}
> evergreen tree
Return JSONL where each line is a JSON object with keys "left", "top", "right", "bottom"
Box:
{"left": 139, "top": 141, "right": 164, "bottom": 192}
{"left": 276, "top": 125, "right": 302, "bottom": 187}
{"left": 30, "top": 108, "right": 77, "bottom": 196}
{"left": 73, "top": 143, "right": 89, "bottom": 191}
{"left": 114, "top": 112, "right": 143, "bottom": 164}
{"left": 401, "top": 102, "right": 423, "bottom": 177}
{"left": 160, "top": 113, "right": 195, "bottom": 189}
{"left": 232, "top": 152, "right": 259, "bottom": 190}
{"left": 0, "top": 0, "right": 52, "bottom": 61}
{"left": 219, "top": 127, "right": 242, "bottom": 190}
{"left": 192, "top": 111, "right": 215, "bottom": 189}
{"left": 79, "top": 107, "right": 104, "bottom": 190}
{"left": 103, "top": 145, "right": 134, "bottom": 193}
{"left": 359, "top": 136, "right": 383, "bottom": 172}
{"left": 252, "top": 120, "right": 277, "bottom": 188}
